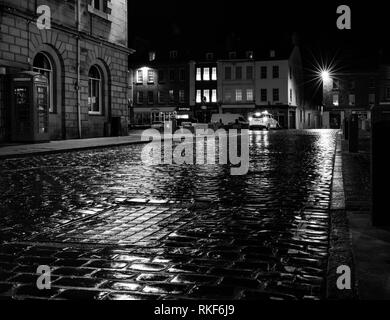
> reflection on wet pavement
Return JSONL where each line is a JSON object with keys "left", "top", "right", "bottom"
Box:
{"left": 0, "top": 130, "right": 338, "bottom": 300}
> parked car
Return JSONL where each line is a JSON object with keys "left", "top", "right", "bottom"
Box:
{"left": 211, "top": 113, "right": 249, "bottom": 129}
{"left": 248, "top": 112, "right": 280, "bottom": 130}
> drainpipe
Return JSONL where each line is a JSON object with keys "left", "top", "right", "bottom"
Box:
{"left": 76, "top": 0, "right": 82, "bottom": 139}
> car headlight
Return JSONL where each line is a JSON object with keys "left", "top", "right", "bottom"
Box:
{"left": 248, "top": 117, "right": 253, "bottom": 121}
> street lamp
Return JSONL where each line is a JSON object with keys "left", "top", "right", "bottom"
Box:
{"left": 321, "top": 70, "right": 331, "bottom": 83}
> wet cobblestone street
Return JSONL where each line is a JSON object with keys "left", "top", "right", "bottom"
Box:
{"left": 0, "top": 130, "right": 339, "bottom": 300}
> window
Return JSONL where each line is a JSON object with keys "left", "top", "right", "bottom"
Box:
{"left": 196, "top": 68, "right": 202, "bottom": 81}
{"left": 260, "top": 66, "right": 267, "bottom": 79}
{"left": 386, "top": 88, "right": 390, "bottom": 100}
{"left": 290, "top": 89, "right": 293, "bottom": 102}
{"left": 225, "top": 67, "right": 232, "bottom": 80}
{"left": 246, "top": 89, "right": 253, "bottom": 101}
{"left": 261, "top": 89, "right": 267, "bottom": 102}
{"left": 235, "top": 67, "right": 242, "bottom": 80}
{"left": 147, "top": 70, "right": 154, "bottom": 83}
{"left": 91, "top": 0, "right": 110, "bottom": 13}
{"left": 203, "top": 89, "right": 210, "bottom": 103}
{"left": 179, "top": 69, "right": 185, "bottom": 81}
{"left": 169, "top": 50, "right": 178, "bottom": 59}
{"left": 211, "top": 89, "right": 217, "bottom": 102}
{"left": 333, "top": 79, "right": 339, "bottom": 90}
{"left": 270, "top": 50, "right": 276, "bottom": 58}
{"left": 229, "top": 51, "right": 236, "bottom": 59}
{"left": 333, "top": 94, "right": 339, "bottom": 106}
{"left": 308, "top": 113, "right": 311, "bottom": 127}
{"left": 369, "top": 93, "right": 375, "bottom": 104}
{"left": 273, "top": 88, "right": 279, "bottom": 102}
{"left": 169, "top": 70, "right": 175, "bottom": 82}
{"left": 158, "top": 70, "right": 165, "bottom": 83}
{"left": 246, "top": 66, "right": 253, "bottom": 80}
{"left": 196, "top": 90, "right": 202, "bottom": 103}
{"left": 349, "top": 94, "right": 355, "bottom": 106}
{"left": 136, "top": 91, "right": 143, "bottom": 104}
{"left": 137, "top": 69, "right": 143, "bottom": 83}
{"left": 88, "top": 65, "right": 103, "bottom": 114}
{"left": 149, "top": 51, "right": 156, "bottom": 62}
{"left": 236, "top": 89, "right": 242, "bottom": 102}
{"left": 272, "top": 65, "right": 279, "bottom": 78}
{"left": 33, "top": 52, "right": 54, "bottom": 112}
{"left": 179, "top": 90, "right": 185, "bottom": 103}
{"left": 224, "top": 90, "right": 232, "bottom": 101}
{"left": 206, "top": 52, "right": 214, "bottom": 60}
{"left": 169, "top": 90, "right": 174, "bottom": 102}
{"left": 203, "top": 68, "right": 210, "bottom": 81}
{"left": 211, "top": 67, "right": 217, "bottom": 80}
{"left": 158, "top": 91, "right": 163, "bottom": 104}
{"left": 147, "top": 91, "right": 154, "bottom": 104}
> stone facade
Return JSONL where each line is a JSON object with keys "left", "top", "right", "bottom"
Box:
{"left": 0, "top": 0, "right": 133, "bottom": 141}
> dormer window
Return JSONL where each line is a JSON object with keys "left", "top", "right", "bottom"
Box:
{"left": 88, "top": 0, "right": 112, "bottom": 21}
{"left": 229, "top": 51, "right": 237, "bottom": 59}
{"left": 169, "top": 50, "right": 178, "bottom": 59}
{"left": 206, "top": 52, "right": 214, "bottom": 60}
{"left": 270, "top": 50, "right": 276, "bottom": 58}
{"left": 149, "top": 51, "right": 156, "bottom": 62}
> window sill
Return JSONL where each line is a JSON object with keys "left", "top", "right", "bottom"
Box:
{"left": 88, "top": 5, "right": 113, "bottom": 22}
{"left": 88, "top": 112, "right": 104, "bottom": 116}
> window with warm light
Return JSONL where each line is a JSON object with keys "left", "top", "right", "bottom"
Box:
{"left": 211, "top": 67, "right": 217, "bottom": 81}
{"left": 203, "top": 68, "right": 210, "bottom": 81}
{"left": 203, "top": 89, "right": 210, "bottom": 103}
{"left": 236, "top": 89, "right": 242, "bottom": 102}
{"left": 196, "top": 68, "right": 202, "bottom": 81}
{"left": 137, "top": 69, "right": 143, "bottom": 83}
{"left": 333, "top": 94, "right": 339, "bottom": 106}
{"left": 211, "top": 89, "right": 217, "bottom": 103}
{"left": 196, "top": 90, "right": 202, "bottom": 103}
{"left": 246, "top": 89, "right": 253, "bottom": 101}
{"left": 147, "top": 70, "right": 154, "bottom": 83}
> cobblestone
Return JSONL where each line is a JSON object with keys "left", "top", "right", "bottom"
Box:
{"left": 0, "top": 130, "right": 339, "bottom": 299}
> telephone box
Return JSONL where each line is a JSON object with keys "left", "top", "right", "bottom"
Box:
{"left": 10, "top": 71, "right": 50, "bottom": 142}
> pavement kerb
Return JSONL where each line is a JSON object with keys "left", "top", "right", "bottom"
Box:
{"left": 326, "top": 131, "right": 358, "bottom": 300}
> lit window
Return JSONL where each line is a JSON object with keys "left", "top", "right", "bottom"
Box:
{"left": 147, "top": 70, "right": 154, "bottom": 83}
{"left": 149, "top": 51, "right": 156, "bottom": 62}
{"left": 349, "top": 94, "right": 355, "bottom": 106}
{"left": 211, "top": 89, "right": 217, "bottom": 103}
{"left": 196, "top": 90, "right": 202, "bottom": 103}
{"left": 137, "top": 69, "right": 143, "bottom": 83}
{"left": 333, "top": 94, "right": 339, "bottom": 106}
{"left": 273, "top": 88, "right": 279, "bottom": 102}
{"left": 196, "top": 68, "right": 202, "bottom": 81}
{"left": 290, "top": 89, "right": 293, "bottom": 102}
{"left": 246, "top": 89, "right": 253, "bottom": 101}
{"left": 203, "top": 89, "right": 210, "bottom": 103}
{"left": 211, "top": 67, "right": 217, "bottom": 81}
{"left": 179, "top": 90, "right": 185, "bottom": 103}
{"left": 203, "top": 68, "right": 210, "bottom": 81}
{"left": 88, "top": 65, "right": 103, "bottom": 114}
{"left": 236, "top": 89, "right": 242, "bottom": 102}
{"left": 33, "top": 52, "right": 54, "bottom": 113}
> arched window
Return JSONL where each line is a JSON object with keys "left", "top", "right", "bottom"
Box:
{"left": 33, "top": 52, "right": 54, "bottom": 112}
{"left": 88, "top": 66, "right": 103, "bottom": 114}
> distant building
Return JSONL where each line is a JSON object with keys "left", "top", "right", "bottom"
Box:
{"left": 0, "top": 0, "right": 133, "bottom": 141}
{"left": 189, "top": 52, "right": 219, "bottom": 123}
{"left": 130, "top": 50, "right": 190, "bottom": 126}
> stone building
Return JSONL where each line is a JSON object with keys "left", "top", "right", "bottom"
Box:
{"left": 0, "top": 0, "right": 133, "bottom": 141}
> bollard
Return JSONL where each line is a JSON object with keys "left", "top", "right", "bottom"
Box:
{"left": 344, "top": 117, "right": 349, "bottom": 140}
{"left": 371, "top": 105, "right": 390, "bottom": 226}
{"left": 348, "top": 114, "right": 359, "bottom": 153}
